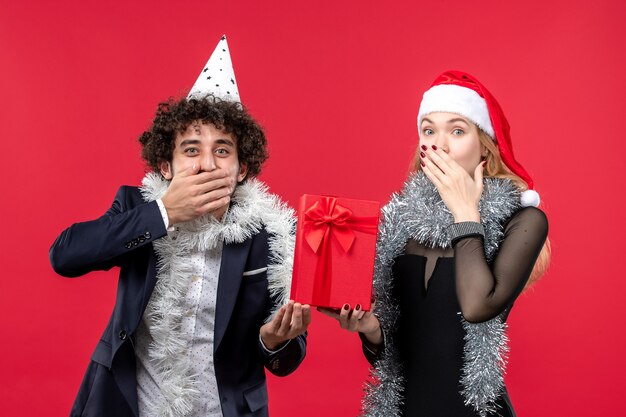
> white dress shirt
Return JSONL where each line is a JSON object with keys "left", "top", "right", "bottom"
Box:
{"left": 135, "top": 200, "right": 224, "bottom": 417}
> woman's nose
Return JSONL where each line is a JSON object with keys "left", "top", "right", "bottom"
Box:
{"left": 433, "top": 134, "right": 448, "bottom": 150}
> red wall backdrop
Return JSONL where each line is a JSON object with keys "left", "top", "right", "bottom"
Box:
{"left": 1, "top": 0, "right": 625, "bottom": 415}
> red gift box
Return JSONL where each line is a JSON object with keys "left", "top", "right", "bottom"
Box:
{"left": 290, "top": 195, "right": 380, "bottom": 311}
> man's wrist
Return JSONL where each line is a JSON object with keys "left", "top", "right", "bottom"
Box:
{"left": 156, "top": 199, "right": 173, "bottom": 230}
{"left": 260, "top": 332, "right": 287, "bottom": 351}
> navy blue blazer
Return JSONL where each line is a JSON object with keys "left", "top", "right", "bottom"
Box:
{"left": 50, "top": 186, "right": 307, "bottom": 417}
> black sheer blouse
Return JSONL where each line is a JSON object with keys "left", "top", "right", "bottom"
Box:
{"left": 361, "top": 207, "right": 548, "bottom": 417}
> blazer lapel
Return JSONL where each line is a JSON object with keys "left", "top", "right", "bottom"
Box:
{"left": 214, "top": 237, "right": 253, "bottom": 352}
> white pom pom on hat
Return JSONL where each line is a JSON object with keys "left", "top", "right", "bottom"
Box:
{"left": 418, "top": 70, "right": 540, "bottom": 207}
{"left": 520, "top": 190, "right": 540, "bottom": 208}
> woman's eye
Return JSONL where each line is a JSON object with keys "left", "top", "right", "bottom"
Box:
{"left": 423, "top": 128, "right": 434, "bottom": 135}
{"left": 452, "top": 128, "right": 464, "bottom": 136}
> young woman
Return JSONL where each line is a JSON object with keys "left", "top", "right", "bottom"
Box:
{"left": 320, "top": 70, "right": 550, "bottom": 417}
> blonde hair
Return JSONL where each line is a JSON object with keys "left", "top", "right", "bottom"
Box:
{"left": 412, "top": 128, "right": 551, "bottom": 289}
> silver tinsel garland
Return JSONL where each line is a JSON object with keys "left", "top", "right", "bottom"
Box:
{"left": 362, "top": 172, "right": 520, "bottom": 417}
{"left": 138, "top": 173, "right": 296, "bottom": 417}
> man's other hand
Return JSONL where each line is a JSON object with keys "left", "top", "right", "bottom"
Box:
{"left": 260, "top": 300, "right": 311, "bottom": 351}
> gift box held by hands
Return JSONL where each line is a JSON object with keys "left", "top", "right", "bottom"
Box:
{"left": 290, "top": 195, "right": 380, "bottom": 310}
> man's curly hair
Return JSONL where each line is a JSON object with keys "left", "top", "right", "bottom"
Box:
{"left": 139, "top": 95, "right": 268, "bottom": 179}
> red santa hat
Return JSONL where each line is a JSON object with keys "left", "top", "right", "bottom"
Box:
{"left": 417, "top": 70, "right": 540, "bottom": 207}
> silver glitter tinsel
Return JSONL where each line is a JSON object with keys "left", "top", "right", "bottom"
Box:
{"left": 461, "top": 315, "right": 510, "bottom": 417}
{"left": 361, "top": 172, "right": 520, "bottom": 416}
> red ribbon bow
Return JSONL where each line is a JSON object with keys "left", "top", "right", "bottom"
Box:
{"left": 303, "top": 197, "right": 378, "bottom": 306}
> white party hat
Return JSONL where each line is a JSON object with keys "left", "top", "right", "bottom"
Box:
{"left": 187, "top": 35, "right": 240, "bottom": 102}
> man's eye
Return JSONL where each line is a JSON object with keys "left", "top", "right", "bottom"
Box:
{"left": 184, "top": 148, "right": 199, "bottom": 155}
{"left": 215, "top": 148, "right": 229, "bottom": 155}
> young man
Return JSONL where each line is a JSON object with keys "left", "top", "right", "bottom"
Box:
{"left": 50, "top": 37, "right": 310, "bottom": 417}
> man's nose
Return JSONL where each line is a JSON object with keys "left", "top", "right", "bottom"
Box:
{"left": 200, "top": 153, "right": 217, "bottom": 172}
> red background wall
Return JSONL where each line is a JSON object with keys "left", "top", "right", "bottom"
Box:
{"left": 1, "top": 0, "right": 624, "bottom": 415}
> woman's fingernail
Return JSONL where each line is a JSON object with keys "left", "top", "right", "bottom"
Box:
{"left": 431, "top": 145, "right": 438, "bottom": 150}
{"left": 421, "top": 144, "right": 427, "bottom": 151}
{"left": 481, "top": 161, "right": 487, "bottom": 166}
{"left": 355, "top": 304, "right": 361, "bottom": 311}
{"left": 420, "top": 152, "right": 425, "bottom": 158}
{"left": 343, "top": 304, "right": 350, "bottom": 310}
